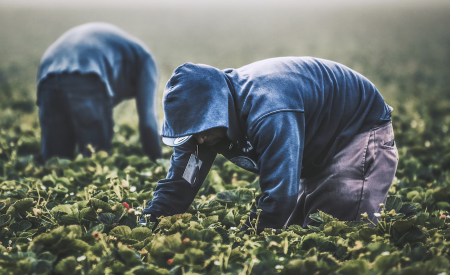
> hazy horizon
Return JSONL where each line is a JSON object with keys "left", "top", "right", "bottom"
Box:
{"left": 1, "top": 0, "right": 449, "bottom": 8}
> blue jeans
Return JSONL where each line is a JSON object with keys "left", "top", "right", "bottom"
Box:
{"left": 38, "top": 73, "right": 113, "bottom": 163}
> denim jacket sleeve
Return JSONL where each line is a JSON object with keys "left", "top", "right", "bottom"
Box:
{"left": 142, "top": 137, "right": 217, "bottom": 221}
{"left": 247, "top": 111, "right": 305, "bottom": 231}
{"left": 135, "top": 55, "right": 162, "bottom": 161}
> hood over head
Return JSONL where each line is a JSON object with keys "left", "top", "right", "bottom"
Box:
{"left": 161, "top": 63, "right": 244, "bottom": 147}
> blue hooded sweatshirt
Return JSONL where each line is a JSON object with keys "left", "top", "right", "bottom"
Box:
{"left": 37, "top": 22, "right": 162, "bottom": 161}
{"left": 144, "top": 57, "right": 390, "bottom": 230}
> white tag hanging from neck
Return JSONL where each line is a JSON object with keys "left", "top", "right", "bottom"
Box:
{"left": 182, "top": 145, "right": 202, "bottom": 187}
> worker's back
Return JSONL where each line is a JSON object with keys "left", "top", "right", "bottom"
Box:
{"left": 38, "top": 22, "right": 156, "bottom": 105}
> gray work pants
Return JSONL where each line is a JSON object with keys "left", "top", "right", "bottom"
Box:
{"left": 288, "top": 121, "right": 399, "bottom": 227}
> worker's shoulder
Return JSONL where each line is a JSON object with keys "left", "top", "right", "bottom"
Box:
{"left": 68, "top": 22, "right": 129, "bottom": 38}
{"left": 245, "top": 56, "right": 361, "bottom": 74}
{"left": 63, "top": 23, "right": 149, "bottom": 51}
{"left": 235, "top": 56, "right": 339, "bottom": 77}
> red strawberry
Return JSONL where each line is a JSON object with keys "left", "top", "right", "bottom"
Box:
{"left": 167, "top": 259, "right": 173, "bottom": 265}
{"left": 122, "top": 202, "right": 130, "bottom": 210}
{"left": 440, "top": 215, "right": 446, "bottom": 219}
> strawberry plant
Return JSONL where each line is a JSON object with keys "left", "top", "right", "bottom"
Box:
{"left": 1, "top": 115, "right": 450, "bottom": 275}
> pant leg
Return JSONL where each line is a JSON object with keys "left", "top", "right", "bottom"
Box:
{"left": 358, "top": 122, "right": 399, "bottom": 223}
{"left": 288, "top": 121, "right": 398, "bottom": 228}
{"left": 61, "top": 74, "right": 114, "bottom": 157}
{"left": 38, "top": 75, "right": 76, "bottom": 163}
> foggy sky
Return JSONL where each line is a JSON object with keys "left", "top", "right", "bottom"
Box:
{"left": 1, "top": 0, "right": 448, "bottom": 8}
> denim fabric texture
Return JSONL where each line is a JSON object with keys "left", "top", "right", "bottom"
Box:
{"left": 38, "top": 74, "right": 113, "bottom": 162}
{"left": 37, "top": 22, "right": 162, "bottom": 161}
{"left": 145, "top": 57, "right": 392, "bottom": 231}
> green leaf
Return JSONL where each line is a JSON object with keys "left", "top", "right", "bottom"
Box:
{"left": 402, "top": 243, "right": 411, "bottom": 256}
{"left": 213, "top": 225, "right": 230, "bottom": 244}
{"left": 12, "top": 198, "right": 35, "bottom": 212}
{"left": 422, "top": 256, "right": 450, "bottom": 273}
{"left": 131, "top": 238, "right": 152, "bottom": 250}
{"left": 427, "top": 217, "right": 445, "bottom": 229}
{"left": 309, "top": 212, "right": 324, "bottom": 223}
{"left": 181, "top": 229, "right": 222, "bottom": 244}
{"left": 0, "top": 214, "right": 11, "bottom": 227}
{"left": 236, "top": 188, "right": 254, "bottom": 204}
{"left": 110, "top": 225, "right": 132, "bottom": 240}
{"left": 205, "top": 169, "right": 226, "bottom": 193}
{"left": 80, "top": 207, "right": 97, "bottom": 221}
{"left": 97, "top": 213, "right": 117, "bottom": 225}
{"left": 373, "top": 252, "right": 400, "bottom": 274}
{"left": 337, "top": 259, "right": 370, "bottom": 275}
{"left": 137, "top": 191, "right": 153, "bottom": 204}
{"left": 366, "top": 242, "right": 392, "bottom": 261}
{"left": 202, "top": 215, "right": 218, "bottom": 228}
{"left": 436, "top": 201, "right": 450, "bottom": 210}
{"left": 67, "top": 239, "right": 90, "bottom": 252}
{"left": 307, "top": 225, "right": 321, "bottom": 232}
{"left": 34, "top": 260, "right": 53, "bottom": 274}
{"left": 198, "top": 229, "right": 222, "bottom": 243}
{"left": 42, "top": 174, "right": 56, "bottom": 185}
{"left": 18, "top": 220, "right": 32, "bottom": 232}
{"left": 51, "top": 204, "right": 72, "bottom": 215}
{"left": 63, "top": 225, "right": 83, "bottom": 239}
{"left": 119, "top": 216, "right": 138, "bottom": 229}
{"left": 54, "top": 256, "right": 77, "bottom": 275}
{"left": 359, "top": 227, "right": 379, "bottom": 242}
{"left": 131, "top": 227, "right": 152, "bottom": 241}
{"left": 31, "top": 226, "right": 65, "bottom": 247}
{"left": 89, "top": 198, "right": 113, "bottom": 212}
{"left": 19, "top": 231, "right": 32, "bottom": 238}
{"left": 288, "top": 224, "right": 309, "bottom": 236}
{"left": 118, "top": 238, "right": 139, "bottom": 245}
{"left": 6, "top": 198, "right": 34, "bottom": 217}
{"left": 406, "top": 190, "right": 420, "bottom": 200}
{"left": 385, "top": 196, "right": 403, "bottom": 212}
{"left": 52, "top": 204, "right": 81, "bottom": 225}
{"left": 393, "top": 216, "right": 417, "bottom": 235}
{"left": 15, "top": 237, "right": 32, "bottom": 244}
{"left": 323, "top": 221, "right": 352, "bottom": 236}
{"left": 86, "top": 224, "right": 105, "bottom": 236}
{"left": 183, "top": 248, "right": 204, "bottom": 265}
{"left": 10, "top": 220, "right": 32, "bottom": 233}
{"left": 415, "top": 212, "right": 429, "bottom": 226}
{"left": 221, "top": 210, "right": 236, "bottom": 227}
{"left": 178, "top": 213, "right": 192, "bottom": 223}
{"left": 168, "top": 219, "right": 189, "bottom": 234}
{"left": 396, "top": 226, "right": 426, "bottom": 245}
{"left": 399, "top": 202, "right": 420, "bottom": 217}
{"left": 301, "top": 238, "right": 317, "bottom": 251}
{"left": 111, "top": 203, "right": 127, "bottom": 219}
{"left": 38, "top": 252, "right": 58, "bottom": 262}
{"left": 116, "top": 246, "right": 142, "bottom": 266}
{"left": 148, "top": 233, "right": 182, "bottom": 266}
{"left": 216, "top": 191, "right": 237, "bottom": 203}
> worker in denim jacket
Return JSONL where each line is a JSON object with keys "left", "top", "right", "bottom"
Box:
{"left": 143, "top": 57, "right": 398, "bottom": 231}
{"left": 37, "top": 22, "right": 162, "bottom": 162}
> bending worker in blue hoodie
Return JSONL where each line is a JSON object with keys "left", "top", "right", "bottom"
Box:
{"left": 37, "top": 23, "right": 162, "bottom": 162}
{"left": 143, "top": 57, "right": 399, "bottom": 231}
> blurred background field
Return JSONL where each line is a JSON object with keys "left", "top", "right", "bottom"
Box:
{"left": 0, "top": 0, "right": 450, "bottom": 168}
